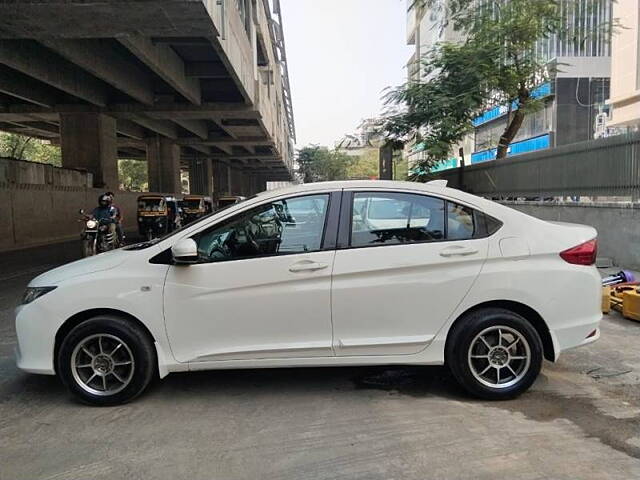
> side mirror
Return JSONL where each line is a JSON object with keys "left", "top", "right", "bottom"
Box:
{"left": 78, "top": 208, "right": 85, "bottom": 215}
{"left": 171, "top": 238, "right": 199, "bottom": 264}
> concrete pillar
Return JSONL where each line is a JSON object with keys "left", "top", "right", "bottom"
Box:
{"left": 241, "top": 172, "right": 252, "bottom": 197}
{"left": 230, "top": 167, "right": 243, "bottom": 196}
{"left": 146, "top": 137, "right": 181, "bottom": 194}
{"left": 60, "top": 113, "right": 118, "bottom": 189}
{"left": 255, "top": 174, "right": 267, "bottom": 194}
{"left": 226, "top": 165, "right": 236, "bottom": 195}
{"left": 188, "top": 157, "right": 213, "bottom": 196}
{"left": 214, "top": 161, "right": 230, "bottom": 196}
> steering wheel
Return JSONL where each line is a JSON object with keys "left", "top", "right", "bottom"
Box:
{"left": 207, "top": 245, "right": 229, "bottom": 261}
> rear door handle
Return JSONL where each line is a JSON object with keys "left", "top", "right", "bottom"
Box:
{"left": 439, "top": 246, "right": 479, "bottom": 257}
{"left": 289, "top": 261, "right": 328, "bottom": 272}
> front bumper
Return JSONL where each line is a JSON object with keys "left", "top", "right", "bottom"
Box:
{"left": 14, "top": 303, "right": 57, "bottom": 375}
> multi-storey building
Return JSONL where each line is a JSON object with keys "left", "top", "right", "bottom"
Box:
{"left": 405, "top": 0, "right": 613, "bottom": 168}
{"left": 405, "top": 1, "right": 470, "bottom": 172}
{"left": 607, "top": 0, "right": 640, "bottom": 129}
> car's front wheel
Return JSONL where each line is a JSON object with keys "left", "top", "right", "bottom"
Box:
{"left": 57, "top": 315, "right": 156, "bottom": 406}
{"left": 446, "top": 307, "right": 543, "bottom": 400}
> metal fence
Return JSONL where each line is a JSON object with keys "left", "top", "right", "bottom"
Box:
{"left": 435, "top": 132, "right": 640, "bottom": 199}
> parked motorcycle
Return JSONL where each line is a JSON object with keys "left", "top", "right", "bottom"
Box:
{"left": 79, "top": 209, "right": 119, "bottom": 257}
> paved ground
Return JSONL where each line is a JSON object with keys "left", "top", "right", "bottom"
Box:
{"left": 1, "top": 243, "right": 639, "bottom": 480}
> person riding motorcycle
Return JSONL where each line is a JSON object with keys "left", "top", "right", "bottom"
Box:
{"left": 91, "top": 194, "right": 117, "bottom": 237}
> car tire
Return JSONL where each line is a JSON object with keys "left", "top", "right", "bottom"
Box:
{"left": 446, "top": 307, "right": 543, "bottom": 400}
{"left": 57, "top": 315, "right": 156, "bottom": 406}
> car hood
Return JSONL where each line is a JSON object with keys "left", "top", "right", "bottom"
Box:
{"left": 29, "top": 249, "right": 130, "bottom": 287}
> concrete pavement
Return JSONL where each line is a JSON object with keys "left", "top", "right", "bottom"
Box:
{"left": 1, "top": 246, "right": 639, "bottom": 480}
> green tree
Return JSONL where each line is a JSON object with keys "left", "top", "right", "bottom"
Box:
{"left": 0, "top": 132, "right": 61, "bottom": 166}
{"left": 118, "top": 159, "right": 148, "bottom": 191}
{"left": 383, "top": 0, "right": 616, "bottom": 176}
{"left": 346, "top": 148, "right": 379, "bottom": 179}
{"left": 297, "top": 145, "right": 355, "bottom": 182}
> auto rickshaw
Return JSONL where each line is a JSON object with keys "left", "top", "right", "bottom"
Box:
{"left": 216, "top": 195, "right": 247, "bottom": 210}
{"left": 137, "top": 195, "right": 181, "bottom": 240}
{"left": 180, "top": 195, "right": 213, "bottom": 225}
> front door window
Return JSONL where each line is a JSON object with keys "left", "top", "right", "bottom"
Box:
{"left": 193, "top": 194, "right": 329, "bottom": 262}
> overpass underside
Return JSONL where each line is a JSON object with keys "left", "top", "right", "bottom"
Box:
{"left": 0, "top": 0, "right": 295, "bottom": 196}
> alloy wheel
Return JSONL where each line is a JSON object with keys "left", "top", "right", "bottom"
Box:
{"left": 70, "top": 334, "right": 135, "bottom": 396}
{"left": 467, "top": 325, "right": 531, "bottom": 389}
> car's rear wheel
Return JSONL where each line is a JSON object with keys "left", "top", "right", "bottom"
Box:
{"left": 57, "top": 316, "right": 156, "bottom": 406}
{"left": 446, "top": 307, "right": 543, "bottom": 400}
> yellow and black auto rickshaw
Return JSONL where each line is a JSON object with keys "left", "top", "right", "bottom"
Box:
{"left": 216, "top": 195, "right": 247, "bottom": 210}
{"left": 180, "top": 195, "right": 213, "bottom": 225}
{"left": 137, "top": 195, "right": 181, "bottom": 240}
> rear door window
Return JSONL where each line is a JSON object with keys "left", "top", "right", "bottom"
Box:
{"left": 447, "top": 202, "right": 475, "bottom": 240}
{"left": 350, "top": 192, "right": 445, "bottom": 247}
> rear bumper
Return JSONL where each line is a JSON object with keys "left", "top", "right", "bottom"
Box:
{"left": 550, "top": 313, "right": 601, "bottom": 360}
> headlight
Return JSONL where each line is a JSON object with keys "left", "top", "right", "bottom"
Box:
{"left": 86, "top": 220, "right": 97, "bottom": 229}
{"left": 21, "top": 286, "right": 57, "bottom": 305}
{"left": 138, "top": 217, "right": 143, "bottom": 222}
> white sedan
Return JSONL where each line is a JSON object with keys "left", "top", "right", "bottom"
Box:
{"left": 15, "top": 180, "right": 601, "bottom": 405}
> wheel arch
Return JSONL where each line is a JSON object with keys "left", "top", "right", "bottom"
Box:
{"left": 446, "top": 300, "right": 555, "bottom": 362}
{"left": 54, "top": 308, "right": 157, "bottom": 373}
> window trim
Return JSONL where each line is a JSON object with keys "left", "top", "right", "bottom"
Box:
{"left": 339, "top": 190, "right": 500, "bottom": 251}
{"left": 187, "top": 191, "right": 337, "bottom": 265}
{"left": 321, "top": 191, "right": 342, "bottom": 251}
{"left": 337, "top": 190, "right": 353, "bottom": 249}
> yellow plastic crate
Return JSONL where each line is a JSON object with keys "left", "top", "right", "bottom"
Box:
{"left": 622, "top": 290, "right": 640, "bottom": 322}
{"left": 602, "top": 286, "right": 611, "bottom": 313}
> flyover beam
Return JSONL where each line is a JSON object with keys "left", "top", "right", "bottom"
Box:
{"left": 118, "top": 35, "right": 201, "bottom": 105}
{"left": 173, "top": 119, "right": 208, "bottom": 139}
{"left": 0, "top": 66, "right": 57, "bottom": 108}
{"left": 2, "top": 103, "right": 258, "bottom": 120}
{"left": 176, "top": 136, "right": 273, "bottom": 147}
{"left": 39, "top": 38, "right": 155, "bottom": 105}
{"left": 0, "top": 40, "right": 106, "bottom": 106}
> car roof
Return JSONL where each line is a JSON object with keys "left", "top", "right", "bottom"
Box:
{"left": 256, "top": 180, "right": 483, "bottom": 205}
{"left": 253, "top": 180, "right": 517, "bottom": 218}
{"left": 257, "top": 180, "right": 448, "bottom": 196}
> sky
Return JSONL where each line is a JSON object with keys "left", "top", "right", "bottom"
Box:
{"left": 279, "top": 0, "right": 412, "bottom": 148}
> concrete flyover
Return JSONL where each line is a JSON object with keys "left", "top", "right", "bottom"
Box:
{"left": 0, "top": 0, "right": 296, "bottom": 198}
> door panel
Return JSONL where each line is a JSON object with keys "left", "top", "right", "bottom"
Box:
{"left": 164, "top": 251, "right": 335, "bottom": 362}
{"left": 163, "top": 192, "right": 336, "bottom": 363}
{"left": 331, "top": 190, "right": 488, "bottom": 356}
{"left": 331, "top": 241, "right": 487, "bottom": 355}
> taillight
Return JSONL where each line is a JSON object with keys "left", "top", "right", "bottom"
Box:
{"left": 559, "top": 238, "right": 597, "bottom": 265}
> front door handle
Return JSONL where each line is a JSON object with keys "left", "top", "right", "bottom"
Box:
{"left": 439, "top": 245, "right": 479, "bottom": 257}
{"left": 289, "top": 260, "right": 329, "bottom": 272}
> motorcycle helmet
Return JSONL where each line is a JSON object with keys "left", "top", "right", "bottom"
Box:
{"left": 98, "top": 194, "right": 111, "bottom": 207}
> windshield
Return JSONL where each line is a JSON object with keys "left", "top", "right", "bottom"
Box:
{"left": 124, "top": 196, "right": 251, "bottom": 250}
{"left": 183, "top": 199, "right": 202, "bottom": 210}
{"left": 138, "top": 198, "right": 164, "bottom": 212}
